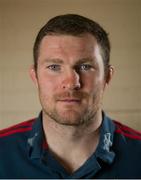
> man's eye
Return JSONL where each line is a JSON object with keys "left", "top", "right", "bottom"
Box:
{"left": 78, "top": 64, "right": 93, "bottom": 71}
{"left": 47, "top": 64, "right": 61, "bottom": 71}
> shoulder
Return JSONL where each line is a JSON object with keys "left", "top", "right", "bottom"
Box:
{"left": 113, "top": 121, "right": 141, "bottom": 147}
{"left": 0, "top": 118, "right": 36, "bottom": 171}
{"left": 111, "top": 120, "right": 141, "bottom": 172}
{"left": 114, "top": 120, "right": 141, "bottom": 141}
{"left": 0, "top": 118, "right": 35, "bottom": 139}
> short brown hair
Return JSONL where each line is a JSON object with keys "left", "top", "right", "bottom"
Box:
{"left": 33, "top": 14, "right": 111, "bottom": 73}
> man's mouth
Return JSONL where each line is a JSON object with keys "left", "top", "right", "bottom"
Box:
{"left": 57, "top": 98, "right": 81, "bottom": 103}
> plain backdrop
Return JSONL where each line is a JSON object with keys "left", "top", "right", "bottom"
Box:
{"left": 0, "top": 0, "right": 141, "bottom": 130}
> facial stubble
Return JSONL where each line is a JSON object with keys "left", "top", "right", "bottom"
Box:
{"left": 41, "top": 86, "right": 103, "bottom": 127}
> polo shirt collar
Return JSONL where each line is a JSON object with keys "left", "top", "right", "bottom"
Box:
{"left": 27, "top": 111, "right": 116, "bottom": 165}
{"left": 95, "top": 112, "right": 116, "bottom": 164}
{"left": 27, "top": 112, "right": 45, "bottom": 159}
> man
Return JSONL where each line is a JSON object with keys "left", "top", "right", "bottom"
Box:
{"left": 0, "top": 14, "right": 141, "bottom": 178}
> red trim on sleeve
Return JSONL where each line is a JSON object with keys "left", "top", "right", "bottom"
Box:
{"left": 0, "top": 119, "right": 35, "bottom": 137}
{"left": 0, "top": 127, "right": 32, "bottom": 137}
{"left": 114, "top": 120, "right": 141, "bottom": 140}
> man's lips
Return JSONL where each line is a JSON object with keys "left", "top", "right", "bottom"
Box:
{"left": 57, "top": 98, "right": 81, "bottom": 103}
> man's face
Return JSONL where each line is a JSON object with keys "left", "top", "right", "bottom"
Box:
{"left": 31, "top": 33, "right": 111, "bottom": 126}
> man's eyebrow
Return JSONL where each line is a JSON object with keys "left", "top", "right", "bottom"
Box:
{"left": 43, "top": 58, "right": 64, "bottom": 64}
{"left": 42, "top": 57, "right": 95, "bottom": 65}
{"left": 76, "top": 58, "right": 95, "bottom": 64}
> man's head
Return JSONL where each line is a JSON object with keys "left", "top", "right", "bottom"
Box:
{"left": 30, "top": 14, "right": 114, "bottom": 127}
{"left": 33, "top": 14, "right": 110, "bottom": 75}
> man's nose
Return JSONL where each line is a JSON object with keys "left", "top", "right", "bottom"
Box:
{"left": 61, "top": 70, "right": 81, "bottom": 91}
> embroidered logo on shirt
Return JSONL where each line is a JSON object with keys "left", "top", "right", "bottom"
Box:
{"left": 103, "top": 133, "right": 112, "bottom": 152}
{"left": 28, "top": 133, "right": 38, "bottom": 147}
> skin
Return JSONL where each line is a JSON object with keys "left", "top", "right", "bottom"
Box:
{"left": 30, "top": 33, "right": 114, "bottom": 173}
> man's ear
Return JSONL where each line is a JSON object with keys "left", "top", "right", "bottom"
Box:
{"left": 105, "top": 65, "right": 114, "bottom": 85}
{"left": 29, "top": 65, "right": 38, "bottom": 88}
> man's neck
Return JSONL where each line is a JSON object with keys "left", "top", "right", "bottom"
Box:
{"left": 42, "top": 110, "right": 102, "bottom": 173}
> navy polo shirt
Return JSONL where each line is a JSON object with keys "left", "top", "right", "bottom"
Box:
{"left": 0, "top": 112, "right": 141, "bottom": 178}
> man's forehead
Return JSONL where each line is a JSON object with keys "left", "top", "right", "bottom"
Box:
{"left": 39, "top": 35, "right": 99, "bottom": 56}
{"left": 38, "top": 34, "right": 102, "bottom": 65}
{"left": 40, "top": 33, "right": 97, "bottom": 47}
{"left": 43, "top": 57, "right": 94, "bottom": 62}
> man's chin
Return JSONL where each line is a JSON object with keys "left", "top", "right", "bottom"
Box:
{"left": 55, "top": 111, "right": 84, "bottom": 126}
{"left": 46, "top": 109, "right": 85, "bottom": 126}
